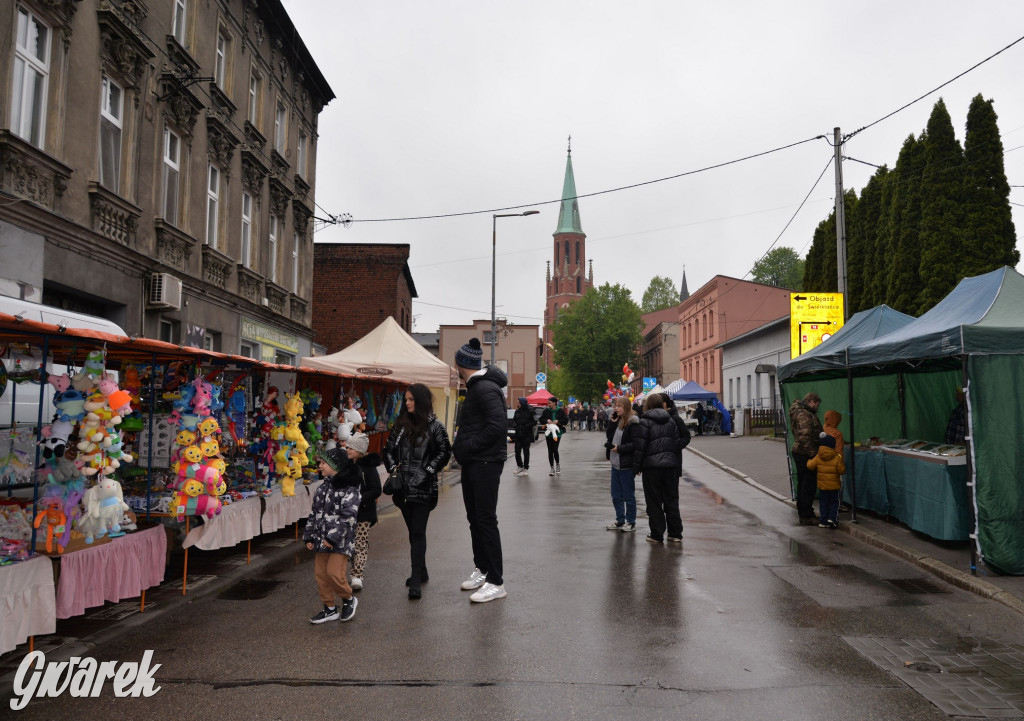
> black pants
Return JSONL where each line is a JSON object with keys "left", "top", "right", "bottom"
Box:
{"left": 545, "top": 436, "right": 560, "bottom": 467}
{"left": 641, "top": 466, "right": 683, "bottom": 540}
{"left": 399, "top": 501, "right": 431, "bottom": 589}
{"left": 514, "top": 436, "right": 531, "bottom": 469}
{"left": 461, "top": 460, "right": 503, "bottom": 586}
{"left": 792, "top": 452, "right": 817, "bottom": 519}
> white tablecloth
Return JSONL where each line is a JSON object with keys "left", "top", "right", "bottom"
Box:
{"left": 299, "top": 480, "right": 321, "bottom": 518}
{"left": 0, "top": 555, "right": 56, "bottom": 654}
{"left": 182, "top": 496, "right": 262, "bottom": 551}
{"left": 55, "top": 525, "right": 166, "bottom": 619}
{"left": 262, "top": 490, "right": 304, "bottom": 533}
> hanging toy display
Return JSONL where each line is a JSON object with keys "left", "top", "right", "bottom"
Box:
{"left": 166, "top": 375, "right": 225, "bottom": 521}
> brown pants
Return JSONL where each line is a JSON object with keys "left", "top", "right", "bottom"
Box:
{"left": 314, "top": 552, "right": 353, "bottom": 606}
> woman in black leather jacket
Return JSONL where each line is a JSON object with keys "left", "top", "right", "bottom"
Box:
{"left": 383, "top": 383, "right": 452, "bottom": 599}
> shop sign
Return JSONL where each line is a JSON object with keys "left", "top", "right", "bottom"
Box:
{"left": 790, "top": 293, "right": 844, "bottom": 357}
{"left": 357, "top": 367, "right": 393, "bottom": 376}
{"left": 240, "top": 317, "right": 299, "bottom": 353}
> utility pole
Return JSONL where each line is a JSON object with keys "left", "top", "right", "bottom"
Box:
{"left": 833, "top": 127, "right": 849, "bottom": 320}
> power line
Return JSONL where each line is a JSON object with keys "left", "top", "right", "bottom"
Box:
{"left": 413, "top": 301, "right": 544, "bottom": 322}
{"left": 344, "top": 135, "right": 828, "bottom": 224}
{"left": 845, "top": 32, "right": 1024, "bottom": 141}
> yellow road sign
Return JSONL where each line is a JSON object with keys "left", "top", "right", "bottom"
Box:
{"left": 790, "top": 293, "right": 844, "bottom": 357}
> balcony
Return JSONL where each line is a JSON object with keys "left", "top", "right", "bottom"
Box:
{"left": 89, "top": 182, "right": 141, "bottom": 247}
{"left": 236, "top": 265, "right": 263, "bottom": 305}
{"left": 265, "top": 282, "right": 288, "bottom": 315}
{"left": 289, "top": 294, "right": 308, "bottom": 324}
{"left": 0, "top": 131, "right": 72, "bottom": 214}
{"left": 201, "top": 244, "right": 234, "bottom": 290}
{"left": 154, "top": 219, "right": 198, "bottom": 273}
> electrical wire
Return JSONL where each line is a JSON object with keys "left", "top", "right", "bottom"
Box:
{"left": 346, "top": 135, "right": 828, "bottom": 223}
{"left": 845, "top": 33, "right": 1024, "bottom": 141}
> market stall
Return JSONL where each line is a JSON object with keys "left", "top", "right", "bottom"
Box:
{"left": 779, "top": 267, "right": 1024, "bottom": 574}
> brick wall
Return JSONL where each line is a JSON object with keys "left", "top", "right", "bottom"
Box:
{"left": 312, "top": 243, "right": 415, "bottom": 353}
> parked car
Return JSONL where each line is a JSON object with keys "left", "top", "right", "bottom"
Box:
{"left": 506, "top": 407, "right": 542, "bottom": 443}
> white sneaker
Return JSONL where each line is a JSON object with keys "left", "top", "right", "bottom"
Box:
{"left": 555, "top": 464, "right": 561, "bottom": 475}
{"left": 621, "top": 523, "right": 636, "bottom": 533}
{"left": 350, "top": 577, "right": 363, "bottom": 591}
{"left": 606, "top": 521, "right": 624, "bottom": 530}
{"left": 549, "top": 468, "right": 555, "bottom": 476}
{"left": 469, "top": 582, "right": 507, "bottom": 603}
{"left": 460, "top": 568, "right": 488, "bottom": 590}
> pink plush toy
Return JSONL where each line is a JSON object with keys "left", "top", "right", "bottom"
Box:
{"left": 48, "top": 373, "right": 71, "bottom": 393}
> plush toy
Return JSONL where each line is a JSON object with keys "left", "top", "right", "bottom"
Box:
{"left": 176, "top": 429, "right": 198, "bottom": 447}
{"left": 544, "top": 421, "right": 562, "bottom": 442}
{"left": 48, "top": 372, "right": 72, "bottom": 393}
{"left": 55, "top": 389, "right": 87, "bottom": 423}
{"left": 83, "top": 350, "right": 106, "bottom": 380}
{"left": 40, "top": 419, "right": 74, "bottom": 460}
{"left": 33, "top": 498, "right": 68, "bottom": 553}
{"left": 198, "top": 417, "right": 220, "bottom": 437}
{"left": 200, "top": 439, "right": 220, "bottom": 458}
{"left": 78, "top": 477, "right": 129, "bottom": 543}
{"left": 281, "top": 476, "right": 296, "bottom": 497}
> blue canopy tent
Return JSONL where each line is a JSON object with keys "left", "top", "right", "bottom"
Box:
{"left": 669, "top": 380, "right": 717, "bottom": 401}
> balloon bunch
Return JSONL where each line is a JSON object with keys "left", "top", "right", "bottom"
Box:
{"left": 602, "top": 362, "right": 636, "bottom": 404}
{"left": 167, "top": 377, "right": 226, "bottom": 521}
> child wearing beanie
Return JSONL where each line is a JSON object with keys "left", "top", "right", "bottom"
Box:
{"left": 343, "top": 432, "right": 382, "bottom": 592}
{"left": 807, "top": 431, "right": 844, "bottom": 529}
{"left": 305, "top": 447, "right": 362, "bottom": 623}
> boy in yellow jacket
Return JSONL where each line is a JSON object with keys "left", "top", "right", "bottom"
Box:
{"left": 808, "top": 432, "right": 845, "bottom": 529}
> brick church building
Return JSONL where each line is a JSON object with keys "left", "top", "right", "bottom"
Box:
{"left": 543, "top": 144, "right": 593, "bottom": 364}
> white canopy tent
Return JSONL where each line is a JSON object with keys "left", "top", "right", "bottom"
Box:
{"left": 301, "top": 317, "right": 459, "bottom": 433}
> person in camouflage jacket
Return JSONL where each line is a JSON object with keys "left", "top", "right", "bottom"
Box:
{"left": 789, "top": 392, "right": 822, "bottom": 525}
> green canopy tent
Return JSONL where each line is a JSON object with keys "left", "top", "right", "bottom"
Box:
{"left": 780, "top": 267, "right": 1024, "bottom": 575}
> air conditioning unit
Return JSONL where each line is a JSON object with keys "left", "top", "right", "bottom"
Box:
{"left": 261, "top": 298, "right": 269, "bottom": 307}
{"left": 148, "top": 272, "right": 183, "bottom": 311}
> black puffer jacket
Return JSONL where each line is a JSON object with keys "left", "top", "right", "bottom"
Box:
{"left": 354, "top": 453, "right": 383, "bottom": 525}
{"left": 383, "top": 417, "right": 452, "bottom": 509}
{"left": 452, "top": 365, "right": 508, "bottom": 465}
{"left": 635, "top": 408, "right": 681, "bottom": 471}
{"left": 513, "top": 403, "right": 536, "bottom": 437}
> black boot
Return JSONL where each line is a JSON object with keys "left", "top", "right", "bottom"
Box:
{"left": 405, "top": 567, "right": 429, "bottom": 586}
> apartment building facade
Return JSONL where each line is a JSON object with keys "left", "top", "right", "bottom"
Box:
{"left": 0, "top": 0, "right": 333, "bottom": 362}
{"left": 439, "top": 320, "right": 541, "bottom": 406}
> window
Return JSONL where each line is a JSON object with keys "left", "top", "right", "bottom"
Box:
{"left": 11, "top": 8, "right": 50, "bottom": 148}
{"left": 268, "top": 214, "right": 278, "bottom": 282}
{"left": 482, "top": 330, "right": 495, "bottom": 346}
{"left": 702, "top": 313, "right": 708, "bottom": 340}
{"left": 240, "top": 191, "right": 252, "bottom": 267}
{"left": 576, "top": 277, "right": 581, "bottom": 293}
{"left": 203, "top": 332, "right": 219, "bottom": 352}
{"left": 162, "top": 126, "right": 181, "bottom": 222}
{"left": 248, "top": 70, "right": 261, "bottom": 125}
{"left": 239, "top": 341, "right": 257, "bottom": 358}
{"left": 159, "top": 319, "right": 175, "bottom": 343}
{"left": 172, "top": 0, "right": 187, "bottom": 45}
{"left": 206, "top": 164, "right": 220, "bottom": 247}
{"left": 215, "top": 28, "right": 231, "bottom": 88}
{"left": 99, "top": 76, "right": 123, "bottom": 190}
{"left": 291, "top": 233, "right": 299, "bottom": 293}
{"left": 275, "top": 350, "right": 294, "bottom": 365}
{"left": 708, "top": 311, "right": 714, "bottom": 337}
{"left": 554, "top": 244, "right": 559, "bottom": 266}
{"left": 296, "top": 131, "right": 307, "bottom": 178}
{"left": 575, "top": 241, "right": 580, "bottom": 264}
{"left": 274, "top": 100, "right": 287, "bottom": 153}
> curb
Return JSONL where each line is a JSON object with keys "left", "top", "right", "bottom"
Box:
{"left": 687, "top": 446, "right": 1024, "bottom": 618}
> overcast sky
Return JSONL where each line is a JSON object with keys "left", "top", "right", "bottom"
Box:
{"left": 282, "top": 0, "right": 1024, "bottom": 335}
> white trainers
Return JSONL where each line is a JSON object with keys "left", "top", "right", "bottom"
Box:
{"left": 469, "top": 582, "right": 507, "bottom": 603}
{"left": 606, "top": 521, "right": 624, "bottom": 530}
{"left": 549, "top": 468, "right": 555, "bottom": 476}
{"left": 555, "top": 464, "right": 561, "bottom": 475}
{"left": 350, "top": 577, "right": 363, "bottom": 591}
{"left": 460, "top": 568, "right": 488, "bottom": 590}
{"left": 621, "top": 523, "right": 636, "bottom": 533}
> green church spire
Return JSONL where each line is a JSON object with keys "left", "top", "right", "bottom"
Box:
{"left": 554, "top": 138, "right": 585, "bottom": 236}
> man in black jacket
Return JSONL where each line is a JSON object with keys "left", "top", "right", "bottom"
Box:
{"left": 452, "top": 337, "right": 509, "bottom": 603}
{"left": 512, "top": 397, "right": 536, "bottom": 476}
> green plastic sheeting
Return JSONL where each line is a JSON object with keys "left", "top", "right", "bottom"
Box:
{"left": 969, "top": 354, "right": 1024, "bottom": 575}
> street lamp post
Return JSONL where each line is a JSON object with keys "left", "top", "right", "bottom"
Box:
{"left": 491, "top": 210, "right": 539, "bottom": 365}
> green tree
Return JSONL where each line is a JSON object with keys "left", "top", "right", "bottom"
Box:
{"left": 917, "top": 98, "right": 965, "bottom": 313}
{"left": 750, "top": 247, "right": 804, "bottom": 289}
{"left": 641, "top": 275, "right": 679, "bottom": 313}
{"left": 885, "top": 133, "right": 926, "bottom": 314}
{"left": 847, "top": 167, "right": 889, "bottom": 313}
{"left": 962, "top": 94, "right": 1019, "bottom": 274}
{"left": 548, "top": 283, "right": 643, "bottom": 402}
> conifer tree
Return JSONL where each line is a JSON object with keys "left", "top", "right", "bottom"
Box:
{"left": 962, "top": 94, "right": 1019, "bottom": 273}
{"left": 885, "top": 134, "right": 926, "bottom": 314}
{"left": 917, "top": 99, "right": 965, "bottom": 313}
{"left": 848, "top": 169, "right": 888, "bottom": 313}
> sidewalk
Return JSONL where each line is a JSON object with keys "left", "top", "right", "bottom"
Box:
{"left": 687, "top": 433, "right": 1024, "bottom": 616}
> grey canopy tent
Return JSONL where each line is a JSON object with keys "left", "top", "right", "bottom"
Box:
{"left": 779, "top": 267, "right": 1024, "bottom": 575}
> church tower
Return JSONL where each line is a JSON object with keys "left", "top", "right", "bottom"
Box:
{"left": 544, "top": 141, "right": 593, "bottom": 350}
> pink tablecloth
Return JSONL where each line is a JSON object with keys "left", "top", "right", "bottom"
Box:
{"left": 0, "top": 555, "right": 56, "bottom": 653}
{"left": 182, "top": 495, "right": 262, "bottom": 551}
{"left": 55, "top": 524, "right": 166, "bottom": 619}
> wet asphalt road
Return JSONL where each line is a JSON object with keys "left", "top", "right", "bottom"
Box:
{"left": 5, "top": 430, "right": 1023, "bottom": 720}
